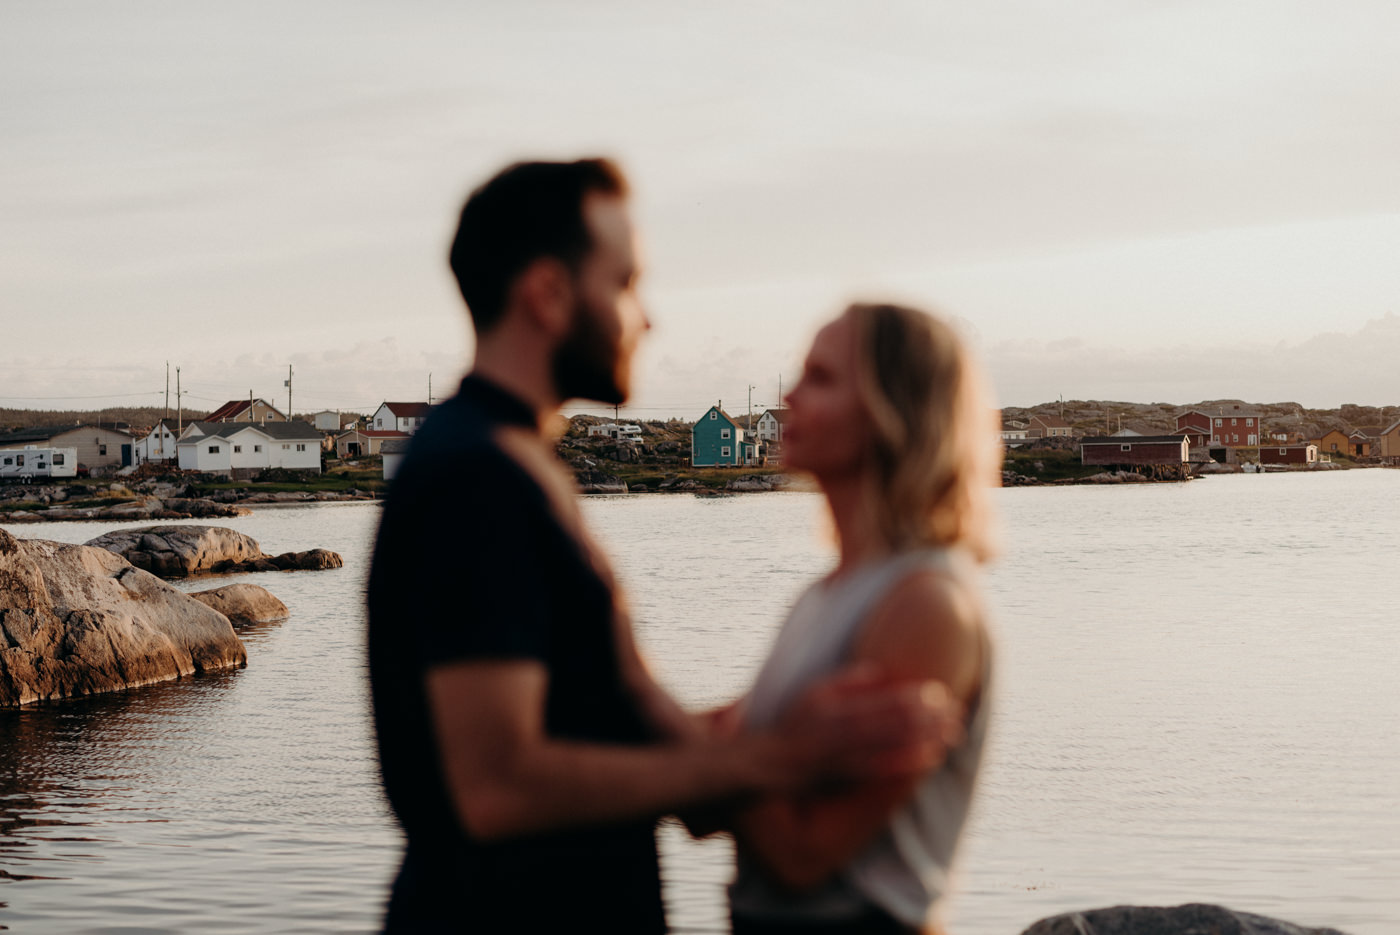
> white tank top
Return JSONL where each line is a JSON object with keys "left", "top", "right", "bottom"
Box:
{"left": 728, "top": 549, "right": 993, "bottom": 928}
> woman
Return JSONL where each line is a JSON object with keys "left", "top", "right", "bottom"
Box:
{"left": 728, "top": 302, "right": 998, "bottom": 935}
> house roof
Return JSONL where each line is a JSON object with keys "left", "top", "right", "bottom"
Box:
{"left": 1081, "top": 435, "right": 1188, "bottom": 446}
{"left": 337, "top": 429, "right": 410, "bottom": 439}
{"left": 0, "top": 424, "right": 133, "bottom": 446}
{"left": 381, "top": 439, "right": 411, "bottom": 454}
{"left": 1029, "top": 413, "right": 1071, "bottom": 428}
{"left": 761, "top": 408, "right": 790, "bottom": 424}
{"left": 178, "top": 421, "right": 322, "bottom": 443}
{"left": 205, "top": 399, "right": 287, "bottom": 422}
{"left": 380, "top": 402, "right": 431, "bottom": 418}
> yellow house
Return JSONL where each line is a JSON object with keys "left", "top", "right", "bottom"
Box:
{"left": 1317, "top": 429, "right": 1349, "bottom": 456}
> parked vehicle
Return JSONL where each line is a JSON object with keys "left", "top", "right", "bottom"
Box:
{"left": 0, "top": 446, "right": 79, "bottom": 480}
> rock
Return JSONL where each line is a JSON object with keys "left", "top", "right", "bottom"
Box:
{"left": 576, "top": 471, "right": 627, "bottom": 494}
{"left": 188, "top": 583, "right": 289, "bottom": 627}
{"left": 86, "top": 525, "right": 265, "bottom": 577}
{"left": 0, "top": 528, "right": 246, "bottom": 707}
{"left": 161, "top": 498, "right": 251, "bottom": 518}
{"left": 1019, "top": 904, "right": 1351, "bottom": 935}
{"left": 293, "top": 548, "right": 342, "bottom": 570}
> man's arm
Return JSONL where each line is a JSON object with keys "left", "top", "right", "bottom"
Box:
{"left": 426, "top": 654, "right": 955, "bottom": 842}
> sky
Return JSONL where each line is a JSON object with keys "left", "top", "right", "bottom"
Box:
{"left": 3, "top": 1, "right": 1399, "bottom": 420}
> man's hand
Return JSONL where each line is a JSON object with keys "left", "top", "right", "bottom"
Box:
{"left": 777, "top": 662, "right": 965, "bottom": 787}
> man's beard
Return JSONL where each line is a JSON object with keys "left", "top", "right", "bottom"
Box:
{"left": 551, "top": 297, "right": 626, "bottom": 405}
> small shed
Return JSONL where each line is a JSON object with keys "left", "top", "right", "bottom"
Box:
{"left": 1080, "top": 435, "right": 1189, "bottom": 474}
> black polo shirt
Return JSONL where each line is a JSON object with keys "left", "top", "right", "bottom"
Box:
{"left": 367, "top": 375, "right": 664, "bottom": 932}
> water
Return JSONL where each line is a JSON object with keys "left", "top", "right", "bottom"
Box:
{"left": 3, "top": 473, "right": 1398, "bottom": 933}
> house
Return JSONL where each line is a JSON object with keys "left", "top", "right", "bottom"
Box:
{"left": 205, "top": 398, "right": 288, "bottom": 423}
{"left": 1000, "top": 422, "right": 1028, "bottom": 445}
{"left": 1174, "top": 410, "right": 1212, "bottom": 446}
{"left": 1317, "top": 429, "right": 1349, "bottom": 456}
{"left": 371, "top": 402, "right": 431, "bottom": 434}
{"left": 335, "top": 428, "right": 409, "bottom": 459}
{"left": 134, "top": 419, "right": 181, "bottom": 463}
{"left": 692, "top": 405, "right": 752, "bottom": 466}
{"left": 1260, "top": 444, "right": 1318, "bottom": 466}
{"left": 1349, "top": 432, "right": 1374, "bottom": 458}
{"left": 756, "top": 408, "right": 789, "bottom": 442}
{"left": 1376, "top": 420, "right": 1400, "bottom": 461}
{"left": 0, "top": 424, "right": 135, "bottom": 473}
{"left": 1080, "top": 435, "right": 1189, "bottom": 470}
{"left": 381, "top": 438, "right": 411, "bottom": 481}
{"left": 176, "top": 422, "right": 322, "bottom": 477}
{"left": 1026, "top": 413, "right": 1073, "bottom": 438}
{"left": 1206, "top": 406, "right": 1262, "bottom": 447}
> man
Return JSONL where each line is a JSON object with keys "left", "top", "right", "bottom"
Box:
{"left": 367, "top": 158, "right": 957, "bottom": 932}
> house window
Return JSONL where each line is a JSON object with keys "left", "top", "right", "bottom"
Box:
{"left": 376, "top": 419, "right": 383, "bottom": 428}
{"left": 234, "top": 445, "right": 242, "bottom": 453}
{"left": 282, "top": 444, "right": 290, "bottom": 450}
{"left": 1231, "top": 418, "right": 1237, "bottom": 426}
{"left": 1232, "top": 434, "right": 1239, "bottom": 443}
{"left": 296, "top": 444, "right": 306, "bottom": 452}
{"left": 1248, "top": 435, "right": 1257, "bottom": 446}
{"left": 1120, "top": 444, "right": 1131, "bottom": 451}
{"left": 254, "top": 445, "right": 262, "bottom": 452}
{"left": 1247, "top": 419, "right": 1254, "bottom": 426}
{"left": 99, "top": 444, "right": 107, "bottom": 455}
{"left": 721, "top": 446, "right": 731, "bottom": 457}
{"left": 721, "top": 428, "right": 731, "bottom": 439}
{"left": 1215, "top": 419, "right": 1223, "bottom": 426}
{"left": 1279, "top": 448, "right": 1287, "bottom": 455}
{"left": 208, "top": 445, "right": 220, "bottom": 453}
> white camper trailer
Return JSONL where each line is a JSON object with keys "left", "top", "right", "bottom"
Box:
{"left": 0, "top": 446, "right": 79, "bottom": 480}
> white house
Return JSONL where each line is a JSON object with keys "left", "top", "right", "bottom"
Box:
{"left": 177, "top": 422, "right": 323, "bottom": 476}
{"left": 381, "top": 438, "right": 411, "bottom": 481}
{"left": 756, "top": 408, "right": 788, "bottom": 442}
{"left": 134, "top": 419, "right": 181, "bottom": 462}
{"left": 371, "top": 402, "right": 431, "bottom": 434}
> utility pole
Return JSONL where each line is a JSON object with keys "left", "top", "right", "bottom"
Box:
{"left": 176, "top": 367, "right": 183, "bottom": 438}
{"left": 284, "top": 365, "right": 293, "bottom": 422}
{"left": 250, "top": 389, "right": 255, "bottom": 423}
{"left": 748, "top": 384, "right": 756, "bottom": 433}
{"left": 164, "top": 362, "right": 170, "bottom": 421}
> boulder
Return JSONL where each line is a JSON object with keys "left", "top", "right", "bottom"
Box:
{"left": 188, "top": 583, "right": 289, "bottom": 627}
{"left": 0, "top": 528, "right": 246, "bottom": 707}
{"left": 86, "top": 525, "right": 265, "bottom": 577}
{"left": 161, "top": 498, "right": 251, "bottom": 518}
{"left": 1019, "top": 904, "right": 1351, "bottom": 935}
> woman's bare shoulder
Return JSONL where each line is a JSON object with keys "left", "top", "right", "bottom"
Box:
{"left": 850, "top": 564, "right": 985, "bottom": 703}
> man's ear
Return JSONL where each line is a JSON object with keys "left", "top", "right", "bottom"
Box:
{"left": 513, "top": 257, "right": 574, "bottom": 337}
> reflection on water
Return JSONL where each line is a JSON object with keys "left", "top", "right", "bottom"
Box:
{"left": 2, "top": 481, "right": 1399, "bottom": 933}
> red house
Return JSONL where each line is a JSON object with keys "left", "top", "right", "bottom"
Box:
{"left": 1206, "top": 406, "right": 1262, "bottom": 447}
{"left": 1261, "top": 444, "right": 1318, "bottom": 466}
{"left": 1080, "top": 435, "right": 1190, "bottom": 468}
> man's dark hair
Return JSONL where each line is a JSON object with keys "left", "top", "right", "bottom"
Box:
{"left": 449, "top": 158, "right": 629, "bottom": 333}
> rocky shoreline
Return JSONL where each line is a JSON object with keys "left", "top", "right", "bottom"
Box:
{"left": 0, "top": 479, "right": 375, "bottom": 523}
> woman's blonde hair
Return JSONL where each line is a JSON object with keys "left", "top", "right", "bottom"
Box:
{"left": 846, "top": 302, "right": 1000, "bottom": 563}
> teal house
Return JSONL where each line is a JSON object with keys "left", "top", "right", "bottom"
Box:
{"left": 692, "top": 405, "right": 757, "bottom": 466}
